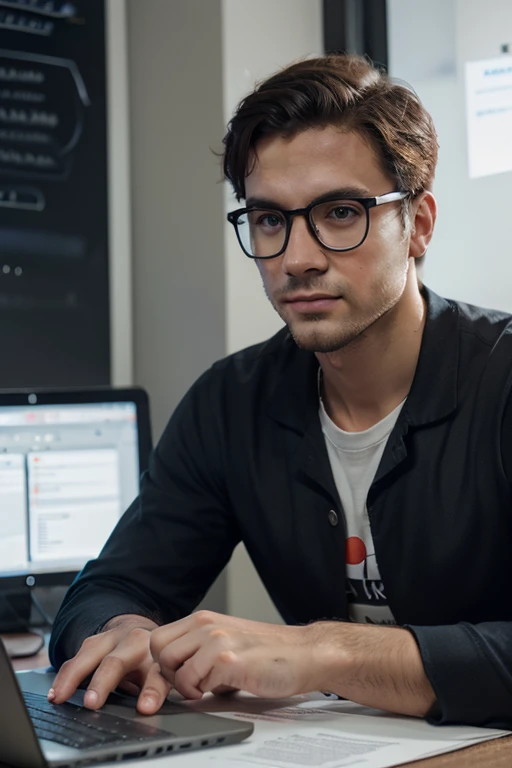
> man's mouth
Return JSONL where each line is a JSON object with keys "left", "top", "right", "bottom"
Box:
{"left": 283, "top": 293, "right": 340, "bottom": 313}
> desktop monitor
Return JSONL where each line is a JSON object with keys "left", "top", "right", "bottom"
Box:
{"left": 0, "top": 388, "right": 151, "bottom": 631}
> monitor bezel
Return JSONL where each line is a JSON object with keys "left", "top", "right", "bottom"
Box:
{"left": 0, "top": 386, "right": 152, "bottom": 591}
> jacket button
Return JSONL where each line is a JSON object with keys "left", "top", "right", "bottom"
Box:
{"left": 328, "top": 509, "right": 339, "bottom": 527}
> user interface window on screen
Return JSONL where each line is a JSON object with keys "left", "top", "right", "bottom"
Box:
{"left": 0, "top": 403, "right": 140, "bottom": 576}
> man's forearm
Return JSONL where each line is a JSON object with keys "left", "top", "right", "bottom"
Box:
{"left": 311, "top": 622, "right": 436, "bottom": 718}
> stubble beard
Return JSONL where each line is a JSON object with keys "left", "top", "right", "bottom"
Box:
{"left": 274, "top": 284, "right": 407, "bottom": 354}
{"left": 285, "top": 309, "right": 384, "bottom": 353}
{"left": 261, "top": 261, "right": 410, "bottom": 354}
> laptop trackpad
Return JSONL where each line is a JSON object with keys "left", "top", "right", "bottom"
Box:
{"left": 105, "top": 690, "right": 187, "bottom": 715}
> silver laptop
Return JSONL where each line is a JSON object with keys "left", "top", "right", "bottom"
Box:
{"left": 1, "top": 644, "right": 253, "bottom": 767}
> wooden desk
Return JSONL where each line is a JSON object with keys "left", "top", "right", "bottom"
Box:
{"left": 406, "top": 735, "right": 512, "bottom": 767}
{"left": 1, "top": 632, "right": 49, "bottom": 671}
{"left": 8, "top": 648, "right": 512, "bottom": 767}
{"left": 10, "top": 646, "right": 49, "bottom": 672}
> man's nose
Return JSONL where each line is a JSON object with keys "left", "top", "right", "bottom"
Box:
{"left": 280, "top": 214, "right": 329, "bottom": 276}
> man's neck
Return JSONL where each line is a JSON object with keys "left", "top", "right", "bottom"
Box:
{"left": 317, "top": 277, "right": 426, "bottom": 433}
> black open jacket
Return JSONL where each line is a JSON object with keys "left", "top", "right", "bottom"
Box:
{"left": 51, "top": 287, "right": 512, "bottom": 728}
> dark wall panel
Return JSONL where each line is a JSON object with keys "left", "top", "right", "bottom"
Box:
{"left": 0, "top": 0, "right": 110, "bottom": 387}
{"left": 323, "top": 0, "right": 388, "bottom": 69}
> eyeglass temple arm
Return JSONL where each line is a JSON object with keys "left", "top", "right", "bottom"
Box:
{"left": 375, "top": 191, "right": 408, "bottom": 206}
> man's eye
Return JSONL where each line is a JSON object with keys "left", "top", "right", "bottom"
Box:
{"left": 257, "top": 213, "right": 283, "bottom": 228}
{"left": 328, "top": 206, "right": 357, "bottom": 220}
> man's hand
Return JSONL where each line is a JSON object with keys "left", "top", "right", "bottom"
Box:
{"left": 150, "top": 611, "right": 326, "bottom": 700}
{"left": 150, "top": 611, "right": 436, "bottom": 718}
{"left": 49, "top": 610, "right": 436, "bottom": 719}
{"left": 48, "top": 614, "right": 171, "bottom": 715}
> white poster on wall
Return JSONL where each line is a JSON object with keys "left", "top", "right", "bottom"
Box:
{"left": 465, "top": 55, "right": 512, "bottom": 179}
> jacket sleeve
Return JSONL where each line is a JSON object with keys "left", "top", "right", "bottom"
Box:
{"left": 406, "top": 622, "right": 512, "bottom": 728}
{"left": 49, "top": 369, "right": 240, "bottom": 669}
{"left": 405, "top": 391, "right": 512, "bottom": 729}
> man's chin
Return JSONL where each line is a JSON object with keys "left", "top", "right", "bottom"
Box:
{"left": 287, "top": 324, "right": 356, "bottom": 354}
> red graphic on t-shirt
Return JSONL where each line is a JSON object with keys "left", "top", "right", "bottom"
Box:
{"left": 346, "top": 537, "right": 367, "bottom": 565}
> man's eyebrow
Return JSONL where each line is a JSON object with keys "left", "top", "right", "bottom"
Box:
{"left": 245, "top": 187, "right": 371, "bottom": 209}
{"left": 245, "top": 196, "right": 282, "bottom": 209}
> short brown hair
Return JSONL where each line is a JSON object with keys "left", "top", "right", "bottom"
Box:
{"left": 222, "top": 54, "right": 438, "bottom": 203}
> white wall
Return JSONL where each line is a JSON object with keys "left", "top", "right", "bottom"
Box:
{"left": 221, "top": 0, "right": 323, "bottom": 621}
{"left": 222, "top": 0, "right": 324, "bottom": 354}
{"left": 127, "top": 0, "right": 228, "bottom": 613}
{"left": 388, "top": 0, "right": 512, "bottom": 311}
{"left": 128, "top": 0, "right": 226, "bottom": 438}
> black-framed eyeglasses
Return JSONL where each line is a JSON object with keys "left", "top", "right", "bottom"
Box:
{"left": 227, "top": 191, "right": 408, "bottom": 259}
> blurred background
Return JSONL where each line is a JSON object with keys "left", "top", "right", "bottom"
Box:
{"left": 0, "top": 0, "right": 511, "bottom": 631}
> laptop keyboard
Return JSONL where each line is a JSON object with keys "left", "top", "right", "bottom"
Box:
{"left": 23, "top": 691, "right": 173, "bottom": 751}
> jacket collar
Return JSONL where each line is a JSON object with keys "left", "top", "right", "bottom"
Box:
{"left": 266, "top": 285, "right": 460, "bottom": 433}
{"left": 401, "top": 286, "right": 459, "bottom": 427}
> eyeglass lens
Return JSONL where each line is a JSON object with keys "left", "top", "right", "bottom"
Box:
{"left": 235, "top": 199, "right": 368, "bottom": 257}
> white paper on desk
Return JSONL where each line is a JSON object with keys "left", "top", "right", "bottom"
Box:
{"left": 130, "top": 693, "right": 509, "bottom": 768}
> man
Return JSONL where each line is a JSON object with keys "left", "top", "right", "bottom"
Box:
{"left": 49, "top": 54, "right": 512, "bottom": 728}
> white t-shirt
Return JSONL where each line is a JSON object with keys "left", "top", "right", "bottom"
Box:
{"left": 319, "top": 388, "right": 405, "bottom": 625}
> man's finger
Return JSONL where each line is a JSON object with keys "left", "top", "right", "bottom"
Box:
{"left": 50, "top": 631, "right": 120, "bottom": 704}
{"left": 150, "top": 611, "right": 254, "bottom": 659}
{"left": 149, "top": 612, "right": 213, "bottom": 659}
{"left": 197, "top": 651, "right": 240, "bottom": 696}
{"left": 154, "top": 629, "right": 204, "bottom": 679}
{"left": 84, "top": 655, "right": 132, "bottom": 709}
{"left": 210, "top": 684, "right": 239, "bottom": 696}
{"left": 83, "top": 628, "right": 153, "bottom": 709}
{"left": 136, "top": 662, "right": 172, "bottom": 715}
{"left": 172, "top": 645, "right": 236, "bottom": 700}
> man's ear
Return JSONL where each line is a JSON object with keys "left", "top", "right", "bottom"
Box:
{"left": 409, "top": 191, "right": 437, "bottom": 259}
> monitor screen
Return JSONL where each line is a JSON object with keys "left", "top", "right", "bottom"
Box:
{"left": 0, "top": 396, "right": 148, "bottom": 584}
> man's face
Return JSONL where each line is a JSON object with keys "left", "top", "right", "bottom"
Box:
{"left": 245, "top": 127, "right": 414, "bottom": 353}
